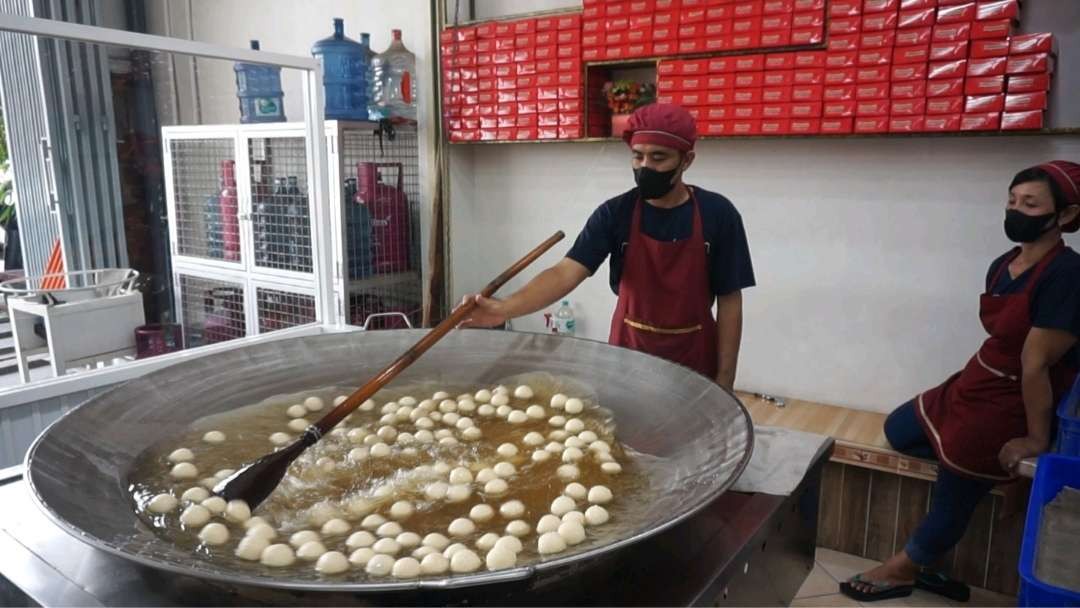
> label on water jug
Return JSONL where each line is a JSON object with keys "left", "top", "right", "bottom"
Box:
{"left": 255, "top": 98, "right": 282, "bottom": 118}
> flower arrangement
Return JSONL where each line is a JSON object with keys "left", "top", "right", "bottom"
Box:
{"left": 602, "top": 80, "right": 656, "bottom": 115}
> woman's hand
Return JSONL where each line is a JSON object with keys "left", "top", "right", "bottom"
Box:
{"left": 998, "top": 435, "right": 1049, "bottom": 472}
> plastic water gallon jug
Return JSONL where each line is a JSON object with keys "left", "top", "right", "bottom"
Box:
{"left": 369, "top": 29, "right": 417, "bottom": 121}
{"left": 234, "top": 40, "right": 285, "bottom": 123}
{"left": 357, "top": 162, "right": 411, "bottom": 273}
{"left": 311, "top": 18, "right": 369, "bottom": 121}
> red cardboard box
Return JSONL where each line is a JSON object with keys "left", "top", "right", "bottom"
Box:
{"left": 536, "top": 16, "right": 558, "bottom": 30}
{"left": 628, "top": 0, "right": 653, "bottom": 12}
{"left": 791, "top": 102, "right": 823, "bottom": 116}
{"left": 733, "top": 88, "right": 763, "bottom": 104}
{"left": 704, "top": 20, "right": 731, "bottom": 36}
{"left": 891, "top": 98, "right": 926, "bottom": 115}
{"left": 1007, "top": 73, "right": 1051, "bottom": 93}
{"left": 892, "top": 63, "right": 928, "bottom": 81}
{"left": 976, "top": 0, "right": 1018, "bottom": 21}
{"left": 933, "top": 23, "right": 972, "bottom": 42}
{"left": 824, "top": 85, "right": 857, "bottom": 101}
{"left": 971, "top": 39, "right": 1010, "bottom": 58}
{"left": 707, "top": 74, "right": 735, "bottom": 88}
{"left": 762, "top": 14, "right": 792, "bottom": 30}
{"left": 733, "top": 33, "right": 766, "bottom": 48}
{"left": 938, "top": 3, "right": 976, "bottom": 23}
{"left": 705, "top": 106, "right": 731, "bottom": 121}
{"left": 900, "top": 0, "right": 934, "bottom": 8}
{"left": 765, "top": 54, "right": 796, "bottom": 71}
{"left": 705, "top": 90, "right": 734, "bottom": 105}
{"left": 967, "top": 56, "right": 1008, "bottom": 76}
{"left": 791, "top": 28, "right": 825, "bottom": 45}
{"left": 681, "top": 59, "right": 710, "bottom": 74}
{"left": 658, "top": 61, "right": 678, "bottom": 76}
{"left": 961, "top": 112, "right": 1001, "bottom": 130}
{"left": 863, "top": 0, "right": 899, "bottom": 13}
{"left": 761, "top": 29, "right": 792, "bottom": 46}
{"left": 761, "top": 119, "right": 791, "bottom": 134}
{"left": 700, "top": 121, "right": 727, "bottom": 136}
{"left": 681, "top": 8, "right": 707, "bottom": 24}
{"left": 1007, "top": 53, "right": 1053, "bottom": 75}
{"left": 826, "top": 51, "right": 858, "bottom": 68}
{"left": 790, "top": 119, "right": 822, "bottom": 133}
{"left": 514, "top": 127, "right": 537, "bottom": 140}
{"left": 733, "top": 1, "right": 766, "bottom": 17}
{"left": 763, "top": 86, "right": 794, "bottom": 102}
{"left": 762, "top": 103, "right": 791, "bottom": 117}
{"left": 655, "top": 0, "right": 679, "bottom": 8}
{"left": 858, "top": 49, "right": 892, "bottom": 66}
{"left": 856, "top": 99, "right": 890, "bottom": 116}
{"left": 795, "top": 51, "right": 827, "bottom": 69}
{"left": 583, "top": 20, "right": 602, "bottom": 34}
{"left": 826, "top": 68, "right": 858, "bottom": 84}
{"left": 765, "top": 70, "right": 796, "bottom": 86}
{"left": 972, "top": 19, "right": 1012, "bottom": 40}
{"left": 966, "top": 75, "right": 1005, "bottom": 95}
{"left": 926, "top": 96, "right": 964, "bottom": 114}
{"left": 894, "top": 45, "right": 930, "bottom": 64}
{"left": 626, "top": 28, "right": 651, "bottom": 44}
{"left": 863, "top": 12, "right": 899, "bottom": 32}
{"left": 733, "top": 104, "right": 764, "bottom": 119}
{"left": 678, "top": 39, "right": 706, "bottom": 53}
{"left": 730, "top": 120, "right": 763, "bottom": 135}
{"left": 929, "top": 59, "right": 967, "bottom": 79}
{"left": 830, "top": 17, "right": 860, "bottom": 35}
{"left": 582, "top": 32, "right": 602, "bottom": 46}
{"left": 829, "top": 34, "right": 861, "bottom": 52}
{"left": 582, "top": 47, "right": 602, "bottom": 60}
{"left": 830, "top": 0, "right": 862, "bottom": 17}
{"left": 681, "top": 76, "right": 706, "bottom": 90}
{"left": 965, "top": 94, "right": 1005, "bottom": 112}
{"left": 538, "top": 112, "right": 559, "bottom": 127}
{"left": 824, "top": 100, "right": 857, "bottom": 116}
{"left": 654, "top": 10, "right": 677, "bottom": 25}
{"left": 558, "top": 125, "right": 583, "bottom": 139}
{"left": 890, "top": 116, "right": 926, "bottom": 132}
{"left": 764, "top": 0, "right": 795, "bottom": 14}
{"left": 735, "top": 72, "right": 765, "bottom": 88}
{"left": 892, "top": 80, "right": 927, "bottom": 98}
{"left": 793, "top": 11, "right": 826, "bottom": 28}
{"left": 927, "top": 78, "right": 964, "bottom": 97}
{"left": 558, "top": 112, "right": 582, "bottom": 126}
{"left": 704, "top": 37, "right": 731, "bottom": 51}
{"left": 930, "top": 41, "right": 969, "bottom": 60}
{"left": 629, "top": 14, "right": 653, "bottom": 28}
{"left": 794, "top": 68, "right": 826, "bottom": 84}
{"left": 855, "top": 116, "right": 890, "bottom": 132}
{"left": 556, "top": 14, "right": 580, "bottom": 30}
{"left": 857, "top": 66, "right": 891, "bottom": 83}
{"left": 735, "top": 54, "right": 766, "bottom": 71}
{"left": 821, "top": 117, "right": 855, "bottom": 133}
{"left": 1005, "top": 92, "right": 1047, "bottom": 112}
{"left": 793, "top": 84, "right": 825, "bottom": 101}
{"left": 1010, "top": 33, "right": 1053, "bottom": 55}
{"left": 1001, "top": 110, "right": 1043, "bottom": 130}
{"left": 558, "top": 99, "right": 582, "bottom": 113}
{"left": 860, "top": 31, "right": 896, "bottom": 49}
{"left": 678, "top": 91, "right": 705, "bottom": 105}
{"left": 896, "top": 27, "right": 933, "bottom": 46}
{"left": 924, "top": 114, "right": 962, "bottom": 131}
{"left": 679, "top": 23, "right": 704, "bottom": 38}
{"left": 899, "top": 8, "right": 935, "bottom": 29}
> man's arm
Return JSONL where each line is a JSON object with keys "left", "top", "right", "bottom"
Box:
{"left": 461, "top": 258, "right": 591, "bottom": 327}
{"left": 715, "top": 290, "right": 743, "bottom": 390}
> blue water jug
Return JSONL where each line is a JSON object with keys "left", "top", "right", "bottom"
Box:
{"left": 234, "top": 40, "right": 286, "bottom": 123}
{"left": 311, "top": 18, "right": 369, "bottom": 121}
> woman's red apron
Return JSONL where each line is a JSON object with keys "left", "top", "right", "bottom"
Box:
{"left": 608, "top": 188, "right": 718, "bottom": 378}
{"left": 916, "top": 241, "right": 1077, "bottom": 481}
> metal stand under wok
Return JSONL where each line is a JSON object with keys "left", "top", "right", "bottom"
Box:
{"left": 0, "top": 440, "right": 831, "bottom": 607}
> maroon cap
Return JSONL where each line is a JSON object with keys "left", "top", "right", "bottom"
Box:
{"left": 1037, "top": 160, "right": 1080, "bottom": 233}
{"left": 622, "top": 103, "right": 697, "bottom": 152}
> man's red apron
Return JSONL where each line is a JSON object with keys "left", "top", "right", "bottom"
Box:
{"left": 916, "top": 241, "right": 1078, "bottom": 481}
{"left": 608, "top": 188, "right": 718, "bottom": 378}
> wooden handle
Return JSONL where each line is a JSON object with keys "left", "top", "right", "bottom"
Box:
{"left": 313, "top": 231, "right": 565, "bottom": 435}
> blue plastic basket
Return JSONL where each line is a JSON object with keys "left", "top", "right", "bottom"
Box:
{"left": 1056, "top": 376, "right": 1080, "bottom": 457}
{"left": 1018, "top": 454, "right": 1080, "bottom": 607}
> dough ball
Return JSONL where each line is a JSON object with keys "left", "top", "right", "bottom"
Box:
{"left": 532, "top": 450, "right": 552, "bottom": 463}
{"left": 333, "top": 395, "right": 349, "bottom": 407}
{"left": 548, "top": 416, "right": 567, "bottom": 428}
{"left": 370, "top": 442, "right": 392, "bottom": 458}
{"left": 564, "top": 418, "right": 585, "bottom": 434}
{"left": 373, "top": 538, "right": 402, "bottom": 556}
{"left": 578, "top": 430, "right": 599, "bottom": 443}
{"left": 500, "top": 500, "right": 526, "bottom": 519}
{"left": 474, "top": 389, "right": 493, "bottom": 403}
{"left": 550, "top": 393, "right": 568, "bottom": 409}
{"left": 548, "top": 496, "right": 577, "bottom": 519}
{"left": 476, "top": 532, "right": 500, "bottom": 552}
{"left": 202, "top": 431, "right": 226, "bottom": 444}
{"left": 505, "top": 520, "right": 530, "bottom": 537}
{"left": 585, "top": 505, "right": 610, "bottom": 526}
{"left": 513, "top": 385, "right": 534, "bottom": 399}
{"left": 147, "top": 493, "right": 178, "bottom": 514}
{"left": 377, "top": 425, "right": 398, "bottom": 442}
{"left": 396, "top": 532, "right": 422, "bottom": 548}
{"left": 346, "top": 530, "right": 376, "bottom": 550}
{"left": 588, "top": 485, "right": 614, "bottom": 504}
{"left": 564, "top": 436, "right": 586, "bottom": 449}
{"left": 377, "top": 522, "right": 405, "bottom": 538}
{"left": 454, "top": 416, "right": 474, "bottom": 430}
{"left": 415, "top": 430, "right": 435, "bottom": 443}
{"left": 491, "top": 393, "right": 510, "bottom": 407}
{"left": 443, "top": 542, "right": 468, "bottom": 559}
{"left": 562, "top": 511, "right": 586, "bottom": 526}
{"left": 170, "top": 462, "right": 198, "bottom": 480}
{"left": 495, "top": 405, "right": 512, "bottom": 418}
{"left": 438, "top": 436, "right": 459, "bottom": 448}
{"left": 365, "top": 553, "right": 395, "bottom": 576}
{"left": 297, "top": 540, "right": 328, "bottom": 561}
{"left": 198, "top": 522, "right": 229, "bottom": 546}
{"left": 397, "top": 396, "right": 417, "bottom": 407}
{"left": 198, "top": 477, "right": 218, "bottom": 490}
{"left": 246, "top": 522, "right": 278, "bottom": 541}
{"left": 450, "top": 549, "right": 483, "bottom": 573}
{"left": 322, "top": 518, "right": 351, "bottom": 536}
{"left": 379, "top": 413, "right": 397, "bottom": 426}
{"left": 439, "top": 399, "right": 458, "bottom": 413}
{"left": 244, "top": 516, "right": 270, "bottom": 530}
{"left": 538, "top": 531, "right": 567, "bottom": 555}
{"left": 494, "top": 462, "right": 517, "bottom": 478}
{"left": 557, "top": 464, "right": 580, "bottom": 481}
{"left": 345, "top": 497, "right": 374, "bottom": 518}
{"left": 395, "top": 406, "right": 413, "bottom": 421}
{"left": 432, "top": 391, "right": 450, "bottom": 401}
{"left": 179, "top": 504, "right": 210, "bottom": 527}
{"left": 590, "top": 440, "right": 612, "bottom": 454}
{"left": 213, "top": 468, "right": 235, "bottom": 481}
{"left": 462, "top": 427, "right": 483, "bottom": 441}
{"left": 348, "top": 447, "right": 370, "bottom": 463}
{"left": 390, "top": 500, "right": 414, "bottom": 520}
{"left": 458, "top": 399, "right": 477, "bottom": 413}
{"left": 290, "top": 530, "right": 321, "bottom": 548}
{"left": 477, "top": 404, "right": 496, "bottom": 417}
{"left": 425, "top": 481, "right": 449, "bottom": 501}
{"left": 423, "top": 532, "right": 451, "bottom": 550}
{"left": 484, "top": 479, "right": 509, "bottom": 496}
{"left": 525, "top": 405, "right": 546, "bottom": 419}
{"left": 304, "top": 396, "right": 325, "bottom": 412}
{"left": 558, "top": 520, "right": 586, "bottom": 545}
{"left": 316, "top": 551, "right": 349, "bottom": 574}
{"left": 420, "top": 552, "right": 450, "bottom": 574}
{"left": 391, "top": 556, "right": 421, "bottom": 578}
{"left": 269, "top": 432, "right": 292, "bottom": 446}
{"left": 412, "top": 546, "right": 437, "bottom": 559}
{"left": 260, "top": 543, "right": 296, "bottom": 567}
{"left": 564, "top": 398, "right": 585, "bottom": 414}
{"left": 548, "top": 430, "right": 569, "bottom": 441}
{"left": 181, "top": 487, "right": 209, "bottom": 503}
{"left": 494, "top": 535, "right": 523, "bottom": 554}
{"left": 360, "top": 399, "right": 376, "bottom": 412}
{"left": 235, "top": 536, "right": 269, "bottom": 561}
{"left": 562, "top": 447, "right": 585, "bottom": 463}
{"left": 347, "top": 428, "right": 367, "bottom": 444}
{"left": 433, "top": 462, "right": 452, "bottom": 475}
{"left": 415, "top": 416, "right": 435, "bottom": 430}
{"left": 507, "top": 410, "right": 529, "bottom": 425}
{"left": 536, "top": 514, "right": 561, "bottom": 534}
{"left": 449, "top": 466, "right": 474, "bottom": 485}
{"left": 286, "top": 404, "right": 308, "bottom": 418}
{"left": 523, "top": 432, "right": 545, "bottom": 446}
{"left": 433, "top": 428, "right": 452, "bottom": 440}
{"left": 496, "top": 443, "right": 519, "bottom": 458}
{"left": 494, "top": 385, "right": 510, "bottom": 395}
{"left": 348, "top": 547, "right": 376, "bottom": 567}
{"left": 476, "top": 468, "right": 498, "bottom": 484}
{"left": 469, "top": 504, "right": 495, "bottom": 522}
{"left": 315, "top": 457, "right": 337, "bottom": 473}
{"left": 287, "top": 418, "right": 309, "bottom": 432}
{"left": 200, "top": 496, "right": 226, "bottom": 515}
{"left": 486, "top": 546, "right": 517, "bottom": 571}
{"left": 443, "top": 412, "right": 461, "bottom": 426}
{"left": 446, "top": 484, "right": 472, "bottom": 503}
{"left": 601, "top": 462, "right": 623, "bottom": 475}
{"left": 418, "top": 399, "right": 436, "bottom": 412}
{"left": 447, "top": 517, "right": 476, "bottom": 537}
{"left": 396, "top": 432, "right": 415, "bottom": 446}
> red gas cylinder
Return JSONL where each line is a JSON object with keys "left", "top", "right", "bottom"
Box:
{"left": 219, "top": 160, "right": 240, "bottom": 262}
{"left": 356, "top": 162, "right": 410, "bottom": 274}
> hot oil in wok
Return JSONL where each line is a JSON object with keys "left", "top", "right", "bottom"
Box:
{"left": 128, "top": 373, "right": 650, "bottom": 579}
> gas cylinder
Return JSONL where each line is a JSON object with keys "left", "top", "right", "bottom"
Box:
{"left": 356, "top": 162, "right": 411, "bottom": 274}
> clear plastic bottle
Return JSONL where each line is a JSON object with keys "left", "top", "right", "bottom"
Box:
{"left": 369, "top": 29, "right": 417, "bottom": 121}
{"left": 553, "top": 300, "right": 576, "bottom": 336}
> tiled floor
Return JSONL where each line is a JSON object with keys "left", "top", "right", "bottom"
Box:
{"left": 791, "top": 549, "right": 1017, "bottom": 608}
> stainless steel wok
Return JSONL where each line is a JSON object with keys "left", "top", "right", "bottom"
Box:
{"left": 25, "top": 329, "right": 753, "bottom": 593}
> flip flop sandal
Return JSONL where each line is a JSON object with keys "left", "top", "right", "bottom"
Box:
{"left": 916, "top": 570, "right": 971, "bottom": 602}
{"left": 840, "top": 574, "right": 915, "bottom": 602}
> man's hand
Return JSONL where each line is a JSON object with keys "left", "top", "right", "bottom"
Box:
{"left": 459, "top": 294, "right": 511, "bottom": 328}
{"left": 998, "top": 435, "right": 1048, "bottom": 472}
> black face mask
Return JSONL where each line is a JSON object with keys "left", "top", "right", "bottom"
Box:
{"left": 1004, "top": 209, "right": 1058, "bottom": 243}
{"left": 634, "top": 165, "right": 680, "bottom": 199}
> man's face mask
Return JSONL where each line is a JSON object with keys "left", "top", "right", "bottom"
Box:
{"left": 634, "top": 155, "right": 684, "bottom": 199}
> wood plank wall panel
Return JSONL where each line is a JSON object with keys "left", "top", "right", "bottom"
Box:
{"left": 839, "top": 467, "right": 872, "bottom": 556}
{"left": 986, "top": 494, "right": 1025, "bottom": 594}
{"left": 864, "top": 471, "right": 901, "bottom": 562}
{"left": 817, "top": 461, "right": 845, "bottom": 550}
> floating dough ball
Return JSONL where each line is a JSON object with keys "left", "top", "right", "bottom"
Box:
{"left": 562, "top": 511, "right": 586, "bottom": 526}
{"left": 346, "top": 530, "right": 376, "bottom": 550}
{"left": 550, "top": 393, "right": 568, "bottom": 409}
{"left": 499, "top": 500, "right": 526, "bottom": 519}
{"left": 349, "top": 547, "right": 376, "bottom": 567}
{"left": 170, "top": 462, "right": 199, "bottom": 480}
{"left": 147, "top": 493, "right": 178, "bottom": 514}
{"left": 203, "top": 431, "right": 226, "bottom": 444}
{"left": 454, "top": 416, "right": 474, "bottom": 430}
{"left": 491, "top": 393, "right": 510, "bottom": 407}
{"left": 425, "top": 481, "right": 449, "bottom": 501}
{"left": 347, "top": 428, "right": 366, "bottom": 444}
{"left": 484, "top": 479, "right": 509, "bottom": 496}
{"left": 397, "top": 532, "right": 422, "bottom": 548}
{"left": 538, "top": 532, "right": 567, "bottom": 555}
{"left": 458, "top": 399, "right": 476, "bottom": 413}
{"left": 290, "top": 530, "right": 321, "bottom": 548}
{"left": 201, "top": 496, "right": 226, "bottom": 515}
{"left": 548, "top": 415, "right": 567, "bottom": 428}
{"left": 287, "top": 418, "right": 309, "bottom": 433}
{"left": 433, "top": 462, "right": 452, "bottom": 476}
{"left": 545, "top": 442, "right": 565, "bottom": 454}
{"left": 396, "top": 432, "right": 415, "bottom": 446}
{"left": 494, "top": 385, "right": 510, "bottom": 395}
{"left": 269, "top": 432, "right": 292, "bottom": 446}
{"left": 432, "top": 391, "right": 451, "bottom": 401}
{"left": 443, "top": 542, "right": 468, "bottom": 559}
{"left": 329, "top": 427, "right": 349, "bottom": 439}
{"left": 446, "top": 484, "right": 472, "bottom": 503}
{"left": 345, "top": 497, "right": 374, "bottom": 518}
{"left": 395, "top": 406, "right": 413, "bottom": 422}
{"left": 315, "top": 457, "right": 337, "bottom": 473}
{"left": 513, "top": 385, "right": 534, "bottom": 399}
{"left": 377, "top": 522, "right": 404, "bottom": 538}
{"left": 557, "top": 464, "right": 580, "bottom": 481}
{"left": 447, "top": 467, "right": 473, "bottom": 485}
{"left": 564, "top": 436, "right": 586, "bottom": 449}
{"left": 435, "top": 429, "right": 454, "bottom": 440}
{"left": 476, "top": 468, "right": 498, "bottom": 484}
{"left": 199, "top": 477, "right": 219, "bottom": 490}
{"left": 558, "top": 520, "right": 586, "bottom": 546}
{"left": 360, "top": 399, "right": 376, "bottom": 412}
{"left": 486, "top": 546, "right": 517, "bottom": 571}
{"left": 420, "top": 552, "right": 450, "bottom": 574}
{"left": 333, "top": 395, "right": 349, "bottom": 407}
{"left": 462, "top": 427, "right": 483, "bottom": 441}
{"left": 297, "top": 540, "right": 328, "bottom": 561}
{"left": 564, "top": 418, "right": 586, "bottom": 434}
{"left": 348, "top": 447, "right": 370, "bottom": 464}
{"left": 494, "top": 462, "right": 517, "bottom": 478}
{"left": 448, "top": 518, "right": 476, "bottom": 537}
{"left": 476, "top": 532, "right": 500, "bottom": 552}
{"left": 418, "top": 399, "right": 436, "bottom": 412}
{"left": 507, "top": 410, "right": 529, "bottom": 425}
{"left": 450, "top": 549, "right": 483, "bottom": 573}
{"left": 181, "top": 487, "right": 209, "bottom": 503}
{"left": 415, "top": 430, "right": 435, "bottom": 444}
{"left": 179, "top": 504, "right": 210, "bottom": 527}
{"left": 235, "top": 536, "right": 269, "bottom": 561}
{"left": 373, "top": 538, "right": 402, "bottom": 556}
{"left": 585, "top": 505, "right": 610, "bottom": 526}
{"left": 390, "top": 501, "right": 414, "bottom": 521}
{"left": 564, "top": 398, "right": 585, "bottom": 414}
{"left": 366, "top": 553, "right": 395, "bottom": 576}
{"left": 316, "top": 551, "right": 349, "bottom": 574}
{"left": 377, "top": 426, "right": 398, "bottom": 442}
{"left": 213, "top": 469, "right": 235, "bottom": 483}
{"left": 477, "top": 404, "right": 496, "bottom": 417}
{"left": 260, "top": 543, "right": 296, "bottom": 567}
{"left": 443, "top": 412, "right": 461, "bottom": 426}
{"left": 398, "top": 396, "right": 417, "bottom": 407}
{"left": 246, "top": 522, "right": 278, "bottom": 541}
{"left": 322, "top": 518, "right": 351, "bottom": 536}
{"left": 379, "top": 413, "right": 397, "bottom": 426}
{"left": 475, "top": 389, "right": 493, "bottom": 403}
{"left": 564, "top": 483, "right": 588, "bottom": 501}
{"left": 438, "top": 399, "right": 458, "bottom": 414}
{"left": 532, "top": 450, "right": 552, "bottom": 463}
{"left": 505, "top": 520, "right": 530, "bottom": 537}
{"left": 304, "top": 396, "right": 325, "bottom": 412}
{"left": 494, "top": 535, "right": 523, "bottom": 554}
{"left": 588, "top": 485, "right": 614, "bottom": 504}
{"left": 244, "top": 516, "right": 270, "bottom": 530}
{"left": 495, "top": 405, "right": 513, "bottom": 418}
{"left": 413, "top": 546, "right": 437, "bottom": 560}
{"left": 563, "top": 447, "right": 585, "bottom": 463}
{"left": 390, "top": 556, "right": 421, "bottom": 578}
{"left": 601, "top": 462, "right": 623, "bottom": 475}
{"left": 373, "top": 484, "right": 395, "bottom": 499}
{"left": 496, "top": 443, "right": 519, "bottom": 458}
{"left": 381, "top": 402, "right": 399, "bottom": 415}
{"left": 423, "top": 532, "right": 451, "bottom": 550}
{"left": 523, "top": 432, "right": 545, "bottom": 447}
{"left": 370, "top": 443, "right": 392, "bottom": 458}
{"left": 286, "top": 404, "right": 308, "bottom": 418}
{"left": 590, "top": 440, "right": 612, "bottom": 454}
{"left": 536, "top": 514, "right": 561, "bottom": 534}
{"left": 469, "top": 504, "right": 495, "bottom": 523}
{"left": 549, "top": 430, "right": 569, "bottom": 442}
{"left": 578, "top": 430, "right": 599, "bottom": 443}
{"left": 550, "top": 495, "right": 576, "bottom": 517}
{"left": 524, "top": 405, "right": 545, "bottom": 420}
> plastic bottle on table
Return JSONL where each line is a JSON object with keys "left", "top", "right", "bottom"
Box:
{"left": 553, "top": 300, "right": 576, "bottom": 336}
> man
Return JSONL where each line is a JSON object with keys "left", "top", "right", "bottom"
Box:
{"left": 463, "top": 103, "right": 755, "bottom": 390}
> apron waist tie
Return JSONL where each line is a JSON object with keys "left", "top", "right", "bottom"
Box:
{"left": 624, "top": 318, "right": 702, "bottom": 335}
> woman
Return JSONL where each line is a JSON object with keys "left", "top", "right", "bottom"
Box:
{"left": 843, "top": 161, "right": 1080, "bottom": 603}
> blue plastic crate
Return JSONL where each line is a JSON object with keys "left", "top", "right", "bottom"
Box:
{"left": 1056, "top": 376, "right": 1080, "bottom": 457}
{"left": 1018, "top": 453, "right": 1080, "bottom": 607}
